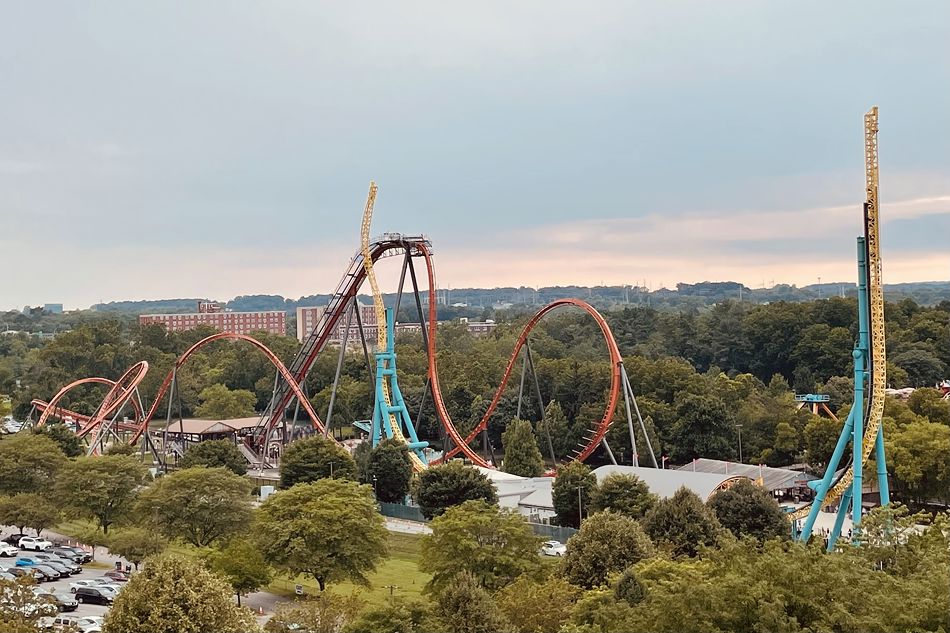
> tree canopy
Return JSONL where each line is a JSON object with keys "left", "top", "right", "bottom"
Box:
{"left": 279, "top": 435, "right": 357, "bottom": 489}
{"left": 552, "top": 461, "right": 596, "bottom": 528}
{"left": 560, "top": 510, "right": 655, "bottom": 588}
{"left": 642, "top": 486, "right": 723, "bottom": 558}
{"left": 589, "top": 472, "right": 656, "bottom": 520}
{"left": 501, "top": 418, "right": 544, "bottom": 477}
{"left": 136, "top": 466, "right": 253, "bottom": 547}
{"left": 414, "top": 462, "right": 497, "bottom": 520}
{"left": 0, "top": 433, "right": 66, "bottom": 496}
{"left": 103, "top": 554, "right": 260, "bottom": 633}
{"left": 420, "top": 500, "right": 541, "bottom": 593}
{"left": 707, "top": 479, "right": 789, "bottom": 542}
{"left": 367, "top": 439, "right": 413, "bottom": 503}
{"left": 55, "top": 454, "right": 147, "bottom": 533}
{"left": 179, "top": 439, "right": 248, "bottom": 475}
{"left": 255, "top": 478, "right": 387, "bottom": 591}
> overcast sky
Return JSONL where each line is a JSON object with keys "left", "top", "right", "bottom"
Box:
{"left": 2, "top": 2, "right": 948, "bottom": 310}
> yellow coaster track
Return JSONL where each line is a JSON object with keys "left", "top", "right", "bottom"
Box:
{"left": 790, "top": 107, "right": 886, "bottom": 521}
{"left": 359, "top": 182, "right": 427, "bottom": 471}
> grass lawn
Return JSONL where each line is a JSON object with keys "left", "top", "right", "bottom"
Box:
{"left": 55, "top": 519, "right": 431, "bottom": 608}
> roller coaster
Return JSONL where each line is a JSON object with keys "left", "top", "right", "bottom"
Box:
{"left": 29, "top": 107, "right": 890, "bottom": 548}
{"left": 30, "top": 191, "right": 654, "bottom": 472}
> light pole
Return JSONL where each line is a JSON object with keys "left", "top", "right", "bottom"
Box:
{"left": 577, "top": 485, "right": 584, "bottom": 527}
{"left": 735, "top": 424, "right": 743, "bottom": 463}
{"left": 373, "top": 474, "right": 378, "bottom": 499}
{"left": 329, "top": 461, "right": 334, "bottom": 478}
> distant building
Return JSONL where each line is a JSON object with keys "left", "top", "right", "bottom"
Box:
{"left": 43, "top": 303, "right": 64, "bottom": 314}
{"left": 296, "top": 306, "right": 497, "bottom": 344}
{"left": 296, "top": 304, "right": 378, "bottom": 344}
{"left": 140, "top": 302, "right": 285, "bottom": 336}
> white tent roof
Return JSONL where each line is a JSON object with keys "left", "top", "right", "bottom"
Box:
{"left": 675, "top": 459, "right": 816, "bottom": 491}
{"left": 592, "top": 465, "right": 748, "bottom": 501}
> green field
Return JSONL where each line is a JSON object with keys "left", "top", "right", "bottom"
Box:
{"left": 55, "top": 519, "right": 430, "bottom": 608}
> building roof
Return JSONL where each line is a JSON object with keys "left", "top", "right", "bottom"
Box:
{"left": 593, "top": 465, "right": 748, "bottom": 501}
{"left": 164, "top": 417, "right": 262, "bottom": 435}
{"left": 674, "top": 458, "right": 817, "bottom": 491}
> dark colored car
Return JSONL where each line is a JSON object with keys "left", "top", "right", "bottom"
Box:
{"left": 32, "top": 553, "right": 80, "bottom": 575}
{"left": 41, "top": 592, "right": 80, "bottom": 612}
{"left": 4, "top": 565, "right": 47, "bottom": 581}
{"left": 51, "top": 547, "right": 91, "bottom": 564}
{"left": 31, "top": 564, "right": 61, "bottom": 580}
{"left": 74, "top": 586, "right": 114, "bottom": 605}
{"left": 2, "top": 533, "right": 27, "bottom": 546}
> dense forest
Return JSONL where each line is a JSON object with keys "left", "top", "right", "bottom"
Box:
{"left": 1, "top": 297, "right": 948, "bottom": 506}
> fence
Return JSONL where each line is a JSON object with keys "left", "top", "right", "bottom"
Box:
{"left": 378, "top": 502, "right": 427, "bottom": 522}
{"left": 377, "top": 502, "right": 578, "bottom": 542}
{"left": 528, "top": 522, "right": 578, "bottom": 543}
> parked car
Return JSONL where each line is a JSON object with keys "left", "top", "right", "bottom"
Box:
{"left": 51, "top": 546, "right": 90, "bottom": 563}
{"left": 30, "top": 564, "right": 61, "bottom": 580}
{"left": 541, "top": 540, "right": 567, "bottom": 557}
{"left": 2, "top": 533, "right": 28, "bottom": 546}
{"left": 40, "top": 592, "right": 79, "bottom": 612}
{"left": 74, "top": 586, "right": 114, "bottom": 605}
{"left": 0, "top": 543, "right": 18, "bottom": 557}
{"left": 0, "top": 571, "right": 15, "bottom": 580}
{"left": 32, "top": 558, "right": 75, "bottom": 577}
{"left": 18, "top": 536, "right": 53, "bottom": 551}
{"left": 3, "top": 565, "right": 47, "bottom": 581}
{"left": 102, "top": 569, "right": 130, "bottom": 582}
{"left": 32, "top": 553, "right": 80, "bottom": 574}
{"left": 69, "top": 579, "right": 103, "bottom": 593}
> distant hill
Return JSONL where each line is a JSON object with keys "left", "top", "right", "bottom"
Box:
{"left": 90, "top": 280, "right": 950, "bottom": 315}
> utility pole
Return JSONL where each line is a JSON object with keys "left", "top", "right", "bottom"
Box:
{"left": 736, "top": 424, "right": 743, "bottom": 463}
{"left": 577, "top": 485, "right": 584, "bottom": 527}
{"left": 818, "top": 276, "right": 822, "bottom": 300}
{"left": 384, "top": 585, "right": 398, "bottom": 607}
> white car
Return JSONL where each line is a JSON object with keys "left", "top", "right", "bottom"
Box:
{"left": 69, "top": 579, "right": 103, "bottom": 593}
{"left": 0, "top": 544, "right": 18, "bottom": 557}
{"left": 17, "top": 536, "right": 53, "bottom": 551}
{"left": 541, "top": 540, "right": 567, "bottom": 557}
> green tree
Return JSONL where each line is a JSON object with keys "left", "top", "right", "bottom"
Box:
{"left": 194, "top": 384, "right": 257, "bottom": 420}
{"left": 501, "top": 418, "right": 544, "bottom": 477}
{"left": 353, "top": 440, "right": 373, "bottom": 484}
{"left": 538, "top": 400, "right": 573, "bottom": 458}
{"left": 887, "top": 420, "right": 950, "bottom": 505}
{"left": 368, "top": 439, "right": 412, "bottom": 503}
{"left": 343, "top": 601, "right": 432, "bottom": 633}
{"left": 495, "top": 574, "right": 580, "bottom": 633}
{"left": 560, "top": 511, "right": 655, "bottom": 588}
{"left": 108, "top": 527, "right": 168, "bottom": 570}
{"left": 642, "top": 486, "right": 722, "bottom": 558}
{"left": 32, "top": 423, "right": 83, "bottom": 458}
{"left": 431, "top": 571, "right": 514, "bottom": 633}
{"left": 552, "top": 461, "right": 596, "bottom": 528}
{"left": 420, "top": 500, "right": 542, "bottom": 593}
{"left": 179, "top": 439, "right": 248, "bottom": 475}
{"left": 265, "top": 593, "right": 365, "bottom": 633}
{"left": 55, "top": 455, "right": 147, "bottom": 533}
{"left": 0, "top": 577, "right": 58, "bottom": 632}
{"left": 255, "top": 479, "right": 387, "bottom": 591}
{"left": 707, "top": 479, "right": 789, "bottom": 541}
{"left": 279, "top": 435, "right": 357, "bottom": 489}
{"left": 105, "top": 442, "right": 138, "bottom": 456}
{"left": 667, "top": 393, "right": 735, "bottom": 461}
{"left": 0, "top": 493, "right": 61, "bottom": 536}
{"left": 136, "top": 467, "right": 253, "bottom": 547}
{"left": 589, "top": 473, "right": 656, "bottom": 519}
{"left": 614, "top": 568, "right": 647, "bottom": 607}
{"left": 907, "top": 387, "right": 950, "bottom": 425}
{"left": 803, "top": 416, "right": 842, "bottom": 466}
{"left": 0, "top": 433, "right": 66, "bottom": 495}
{"left": 209, "top": 539, "right": 273, "bottom": 606}
{"left": 414, "top": 462, "right": 497, "bottom": 520}
{"left": 102, "top": 554, "right": 259, "bottom": 633}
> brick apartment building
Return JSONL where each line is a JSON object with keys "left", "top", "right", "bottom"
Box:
{"left": 295, "top": 304, "right": 496, "bottom": 344}
{"left": 140, "top": 302, "right": 286, "bottom": 336}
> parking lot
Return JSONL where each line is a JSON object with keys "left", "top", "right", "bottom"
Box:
{"left": 1, "top": 534, "right": 120, "bottom": 629}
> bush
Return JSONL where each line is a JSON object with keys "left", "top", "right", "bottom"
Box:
{"left": 560, "top": 511, "right": 654, "bottom": 588}
{"left": 414, "top": 462, "right": 497, "bottom": 520}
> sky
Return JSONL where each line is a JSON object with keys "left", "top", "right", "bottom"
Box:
{"left": 1, "top": 2, "right": 948, "bottom": 310}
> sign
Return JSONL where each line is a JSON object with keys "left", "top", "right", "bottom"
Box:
{"left": 295, "top": 584, "right": 304, "bottom": 596}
